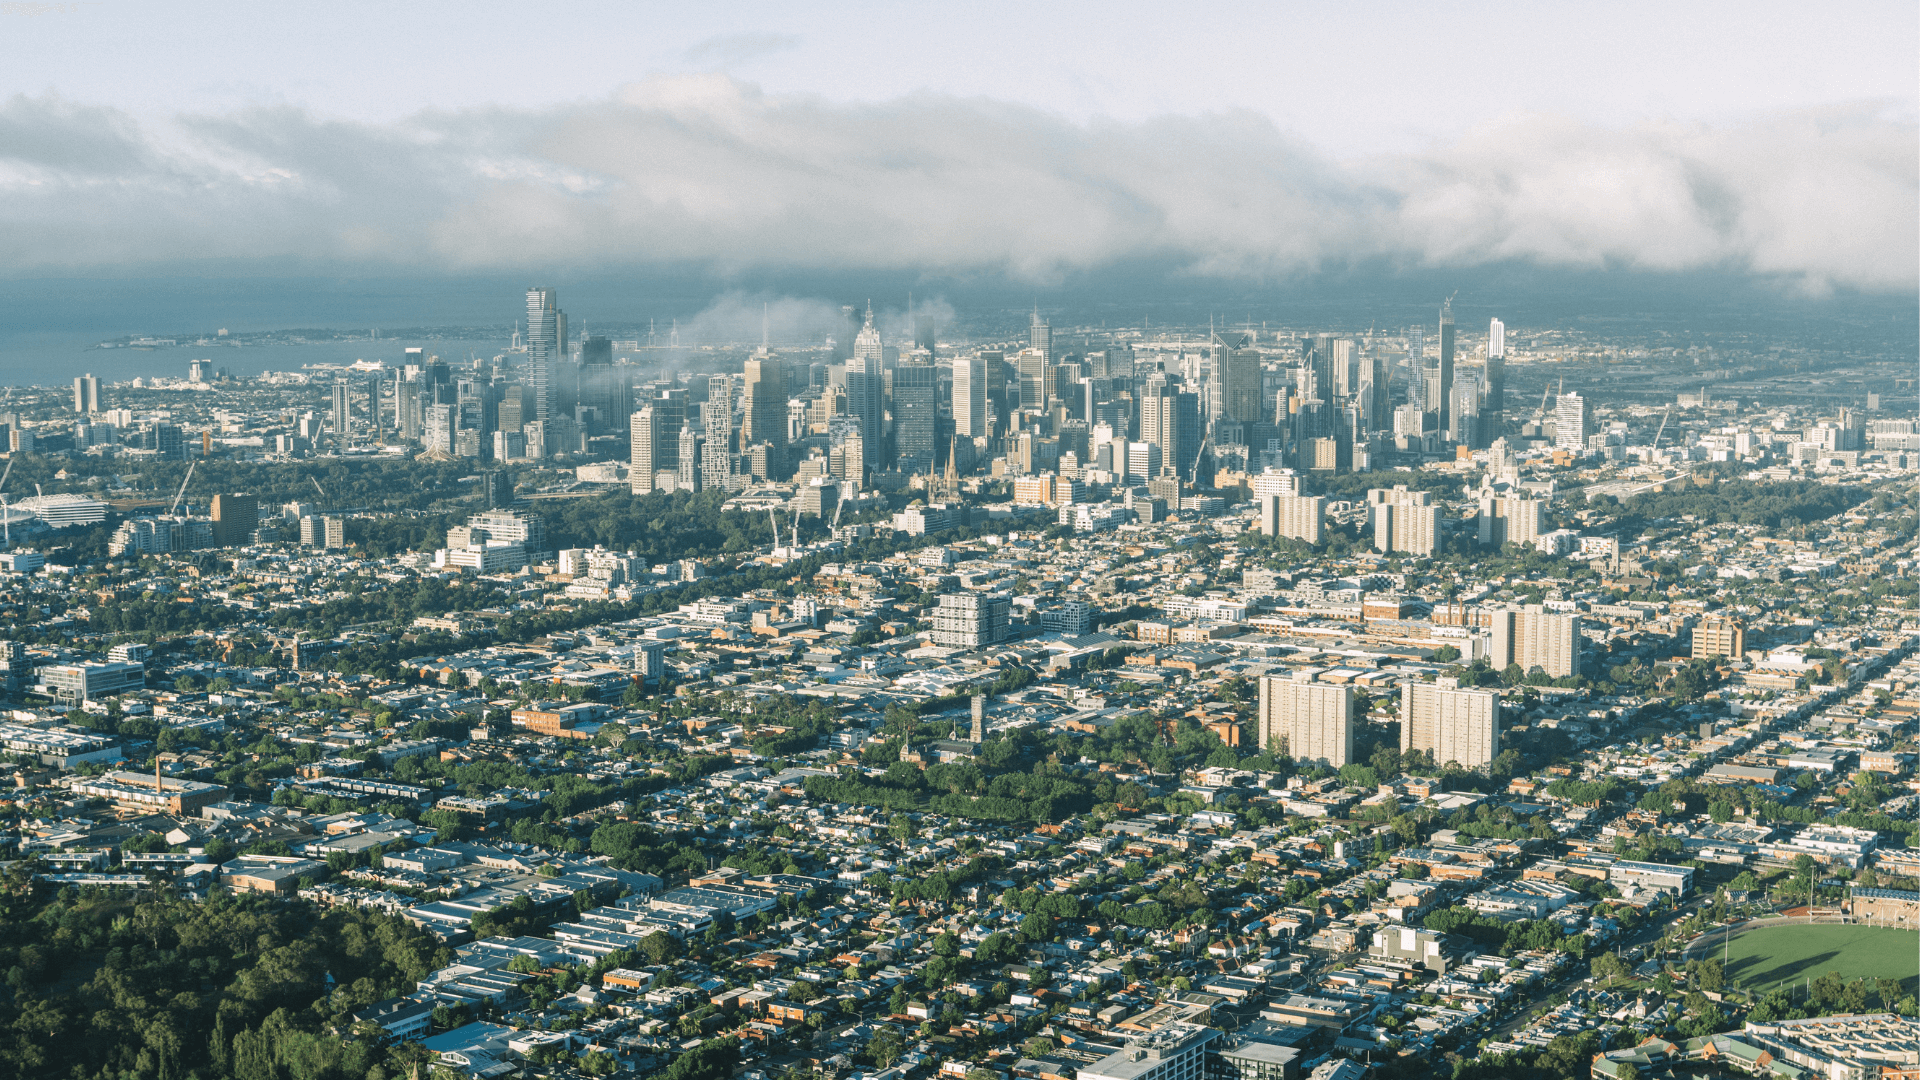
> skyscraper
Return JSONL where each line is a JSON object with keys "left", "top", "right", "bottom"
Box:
{"left": 1482, "top": 317, "right": 1506, "bottom": 449}
{"left": 525, "top": 287, "right": 565, "bottom": 426}
{"left": 1217, "top": 332, "right": 1261, "bottom": 425}
{"left": 1366, "top": 351, "right": 1391, "bottom": 431}
{"left": 846, "top": 306, "right": 885, "bottom": 468}
{"left": 629, "top": 406, "right": 659, "bottom": 494}
{"left": 72, "top": 374, "right": 100, "bottom": 415}
{"left": 952, "top": 356, "right": 988, "bottom": 439}
{"left": 1436, "top": 299, "right": 1456, "bottom": 434}
{"left": 677, "top": 424, "right": 701, "bottom": 491}
{"left": 1554, "top": 391, "right": 1590, "bottom": 449}
{"left": 742, "top": 354, "right": 787, "bottom": 473}
{"left": 1029, "top": 307, "right": 1051, "bottom": 362}
{"left": 653, "top": 389, "right": 686, "bottom": 470}
{"left": 892, "top": 359, "right": 937, "bottom": 474}
{"left": 1015, "top": 348, "right": 1049, "bottom": 411}
{"left": 331, "top": 381, "right": 350, "bottom": 447}
{"left": 1138, "top": 370, "right": 1179, "bottom": 476}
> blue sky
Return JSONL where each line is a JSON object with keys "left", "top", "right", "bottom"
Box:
{"left": 1, "top": 0, "right": 1913, "bottom": 291}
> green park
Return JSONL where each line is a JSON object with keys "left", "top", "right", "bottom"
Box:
{"left": 1721, "top": 924, "right": 1919, "bottom": 1000}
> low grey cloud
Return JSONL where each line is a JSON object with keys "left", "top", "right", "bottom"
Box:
{"left": 0, "top": 77, "right": 1911, "bottom": 293}
{"left": 683, "top": 32, "right": 802, "bottom": 67}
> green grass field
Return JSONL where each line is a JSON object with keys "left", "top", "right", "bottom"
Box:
{"left": 1721, "top": 924, "right": 1919, "bottom": 998}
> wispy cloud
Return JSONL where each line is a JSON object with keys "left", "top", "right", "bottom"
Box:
{"left": 0, "top": 78, "right": 1911, "bottom": 293}
{"left": 683, "top": 32, "right": 802, "bottom": 67}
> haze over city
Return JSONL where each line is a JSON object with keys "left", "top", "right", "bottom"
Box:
{"left": 0, "top": 7, "right": 1914, "bottom": 1080}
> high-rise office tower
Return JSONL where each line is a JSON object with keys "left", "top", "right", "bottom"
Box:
{"left": 366, "top": 374, "right": 383, "bottom": 440}
{"left": 525, "top": 287, "right": 565, "bottom": 425}
{"left": 1138, "top": 370, "right": 1179, "bottom": 475}
{"left": 331, "top": 381, "right": 350, "bottom": 447}
{"left": 1217, "top": 332, "right": 1262, "bottom": 425}
{"left": 1554, "top": 391, "right": 1590, "bottom": 450}
{"left": 484, "top": 470, "right": 515, "bottom": 509}
{"left": 1015, "top": 348, "right": 1049, "bottom": 411}
{"left": 1448, "top": 378, "right": 1479, "bottom": 445}
{"left": 1330, "top": 338, "right": 1358, "bottom": 399}
{"left": 397, "top": 375, "right": 422, "bottom": 440}
{"left": 852, "top": 302, "right": 883, "bottom": 367}
{"left": 1125, "top": 441, "right": 1161, "bottom": 484}
{"left": 629, "top": 406, "right": 659, "bottom": 494}
{"left": 497, "top": 384, "right": 530, "bottom": 436}
{"left": 979, "top": 350, "right": 1009, "bottom": 436}
{"left": 1365, "top": 352, "right": 1391, "bottom": 431}
{"left": 1489, "top": 605, "right": 1580, "bottom": 678}
{"left": 1258, "top": 671, "right": 1352, "bottom": 767}
{"left": 1401, "top": 678, "right": 1500, "bottom": 769}
{"left": 845, "top": 309, "right": 885, "bottom": 470}
{"left": 952, "top": 356, "right": 988, "bottom": 439}
{"left": 892, "top": 359, "right": 937, "bottom": 474}
{"left": 1482, "top": 317, "right": 1506, "bottom": 449}
{"left": 912, "top": 306, "right": 936, "bottom": 353}
{"left": 677, "top": 424, "right": 701, "bottom": 491}
{"left": 1172, "top": 384, "right": 1201, "bottom": 478}
{"left": 424, "top": 404, "right": 456, "bottom": 454}
{"left": 1308, "top": 333, "right": 1335, "bottom": 409}
{"left": 576, "top": 336, "right": 628, "bottom": 433}
{"left": 742, "top": 354, "right": 787, "bottom": 472}
{"left": 653, "top": 389, "right": 687, "bottom": 469}
{"left": 73, "top": 374, "right": 100, "bottom": 415}
{"left": 1437, "top": 299, "right": 1456, "bottom": 434}
{"left": 1029, "top": 307, "right": 1051, "bottom": 362}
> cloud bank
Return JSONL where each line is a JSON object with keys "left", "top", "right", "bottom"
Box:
{"left": 0, "top": 76, "right": 1911, "bottom": 293}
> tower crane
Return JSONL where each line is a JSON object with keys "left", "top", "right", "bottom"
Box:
{"left": 169, "top": 460, "right": 196, "bottom": 516}
{"left": 0, "top": 460, "right": 13, "bottom": 548}
{"left": 1652, "top": 406, "right": 1672, "bottom": 451}
{"left": 830, "top": 494, "right": 844, "bottom": 531}
{"left": 768, "top": 506, "right": 781, "bottom": 553}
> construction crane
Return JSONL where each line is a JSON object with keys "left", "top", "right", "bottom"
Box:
{"left": 790, "top": 502, "right": 802, "bottom": 549}
{"left": 1539, "top": 386, "right": 1552, "bottom": 417}
{"left": 1188, "top": 435, "right": 1210, "bottom": 486}
{"left": 830, "top": 495, "right": 844, "bottom": 532}
{"left": 767, "top": 506, "right": 781, "bottom": 553}
{"left": 1652, "top": 406, "right": 1672, "bottom": 451}
{"left": 169, "top": 460, "right": 196, "bottom": 516}
{"left": 0, "top": 459, "right": 13, "bottom": 548}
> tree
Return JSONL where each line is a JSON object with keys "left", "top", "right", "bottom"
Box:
{"left": 889, "top": 813, "right": 916, "bottom": 841}
{"left": 868, "top": 1028, "right": 905, "bottom": 1069}
{"left": 1591, "top": 952, "right": 1628, "bottom": 984}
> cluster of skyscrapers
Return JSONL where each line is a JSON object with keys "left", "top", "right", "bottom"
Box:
{"left": 315, "top": 290, "right": 1514, "bottom": 505}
